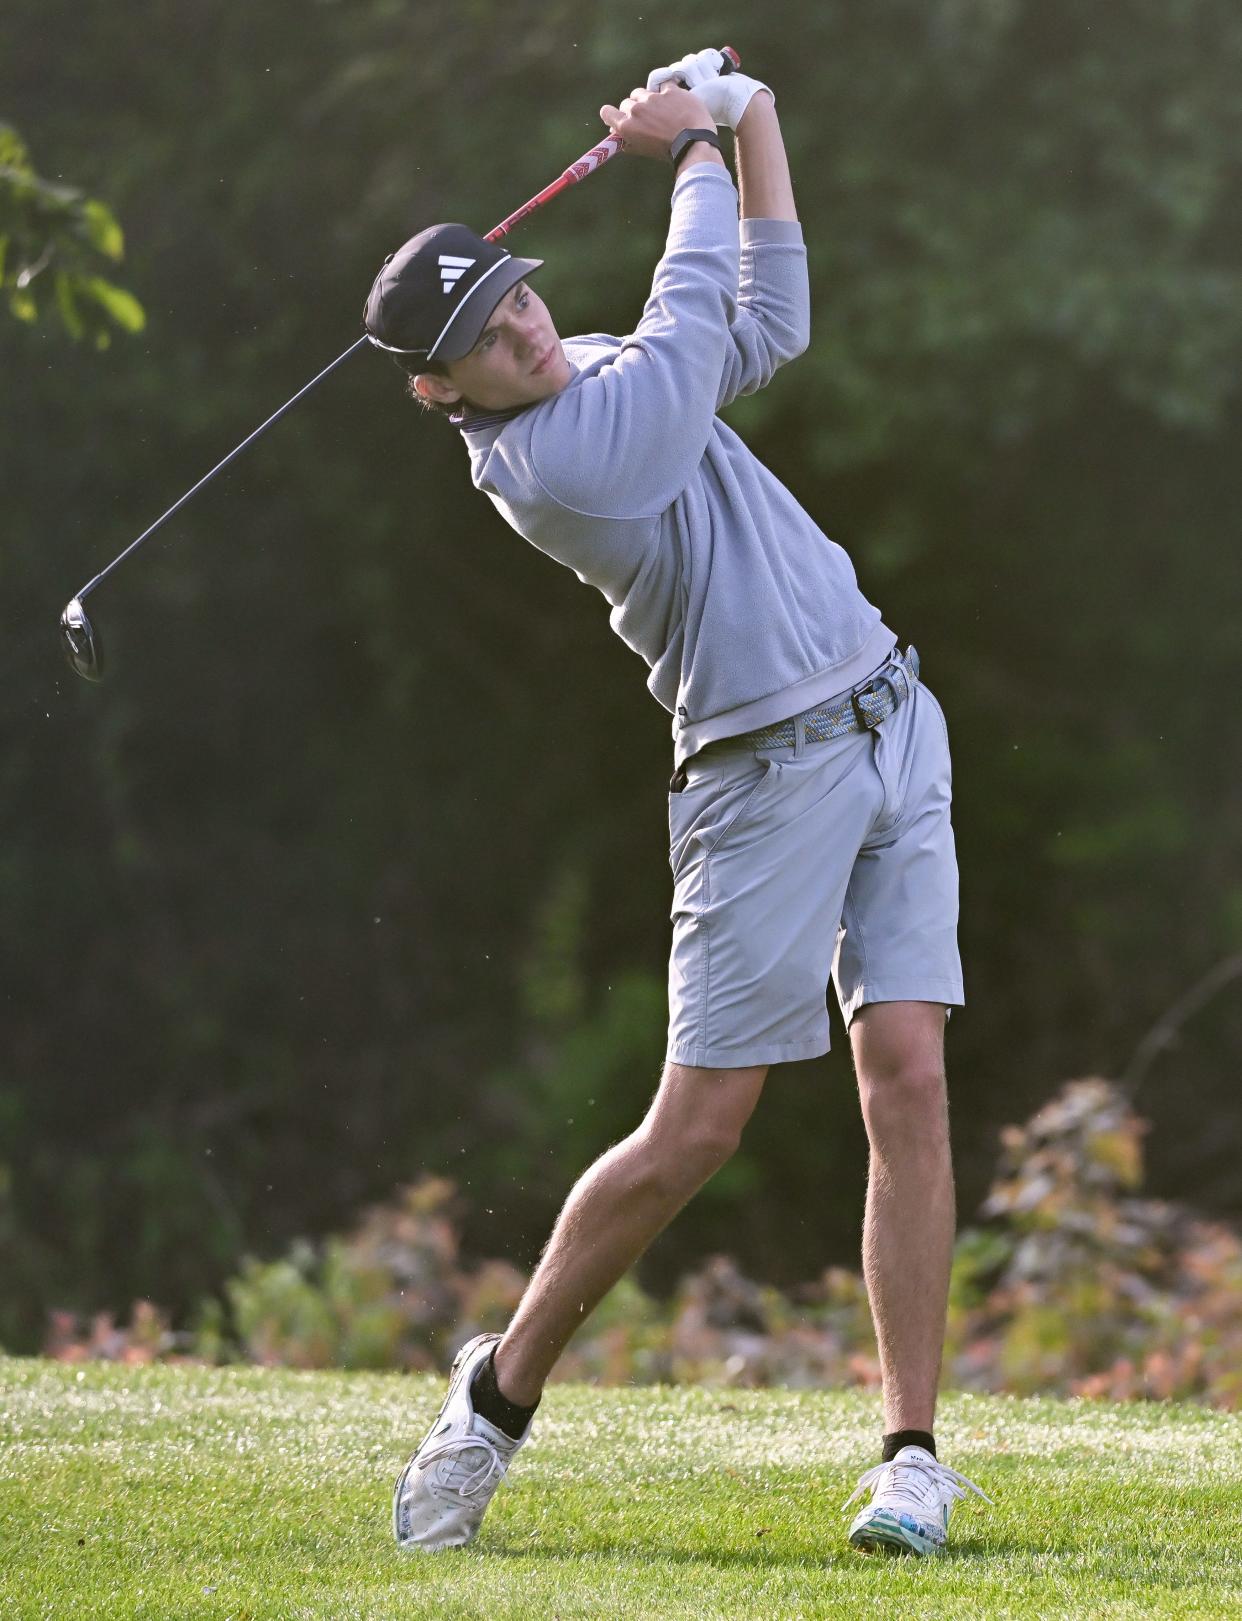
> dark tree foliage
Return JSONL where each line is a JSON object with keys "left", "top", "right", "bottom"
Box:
{"left": 2, "top": 0, "right": 1240, "bottom": 1349}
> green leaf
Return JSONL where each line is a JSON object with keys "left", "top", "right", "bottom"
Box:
{"left": 80, "top": 274, "right": 145, "bottom": 332}
{"left": 80, "top": 197, "right": 123, "bottom": 260}
{"left": 0, "top": 123, "right": 29, "bottom": 170}
{"left": 53, "top": 270, "right": 83, "bottom": 339}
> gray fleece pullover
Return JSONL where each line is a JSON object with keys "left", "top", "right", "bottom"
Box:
{"left": 457, "top": 161, "right": 896, "bottom": 769}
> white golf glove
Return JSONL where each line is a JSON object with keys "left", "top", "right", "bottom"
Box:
{"left": 646, "top": 47, "right": 773, "bottom": 131}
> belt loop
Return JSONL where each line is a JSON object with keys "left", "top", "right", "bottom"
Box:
{"left": 794, "top": 710, "right": 806, "bottom": 758}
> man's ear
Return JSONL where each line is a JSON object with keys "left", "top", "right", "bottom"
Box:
{"left": 413, "top": 371, "right": 463, "bottom": 407}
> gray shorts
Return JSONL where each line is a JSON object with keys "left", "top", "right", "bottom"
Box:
{"left": 666, "top": 659, "right": 964, "bottom": 1069}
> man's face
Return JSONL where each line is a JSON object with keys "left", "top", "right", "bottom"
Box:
{"left": 418, "top": 280, "right": 570, "bottom": 413}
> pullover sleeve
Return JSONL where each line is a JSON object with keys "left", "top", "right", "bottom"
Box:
{"left": 528, "top": 164, "right": 741, "bottom": 520}
{"left": 715, "top": 217, "right": 811, "bottom": 411}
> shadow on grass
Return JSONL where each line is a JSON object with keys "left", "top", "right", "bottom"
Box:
{"left": 465, "top": 1529, "right": 1013, "bottom": 1570}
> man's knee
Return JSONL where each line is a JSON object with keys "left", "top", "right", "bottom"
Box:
{"left": 638, "top": 1059, "right": 768, "bottom": 1192}
{"left": 851, "top": 1003, "right": 948, "bottom": 1098}
{"left": 860, "top": 1060, "right": 947, "bottom": 1118}
{"left": 855, "top": 1045, "right": 949, "bottom": 1146}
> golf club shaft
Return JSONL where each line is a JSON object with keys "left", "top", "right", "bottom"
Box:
{"left": 76, "top": 337, "right": 370, "bottom": 603}
{"left": 69, "top": 45, "right": 741, "bottom": 606}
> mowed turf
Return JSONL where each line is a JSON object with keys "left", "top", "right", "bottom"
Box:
{"left": 2, "top": 1357, "right": 1240, "bottom": 1620}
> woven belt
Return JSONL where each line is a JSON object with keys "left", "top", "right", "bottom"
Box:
{"left": 738, "top": 644, "right": 921, "bottom": 751}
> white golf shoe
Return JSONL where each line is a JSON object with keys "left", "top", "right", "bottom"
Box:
{"left": 393, "top": 1332, "right": 531, "bottom": 1551}
{"left": 843, "top": 1444, "right": 993, "bottom": 1556}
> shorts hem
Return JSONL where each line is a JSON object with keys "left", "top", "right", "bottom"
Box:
{"left": 665, "top": 1031, "right": 831, "bottom": 1069}
{"left": 839, "top": 979, "right": 965, "bottom": 1027}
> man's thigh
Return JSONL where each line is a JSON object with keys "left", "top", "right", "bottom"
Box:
{"left": 644, "top": 1059, "right": 770, "bottom": 1147}
{"left": 834, "top": 681, "right": 965, "bottom": 1027}
{"left": 666, "top": 728, "right": 880, "bottom": 1069}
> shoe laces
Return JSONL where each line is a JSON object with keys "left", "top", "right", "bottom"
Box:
{"left": 843, "top": 1453, "right": 994, "bottom": 1514}
{"left": 419, "top": 1432, "right": 511, "bottom": 1499}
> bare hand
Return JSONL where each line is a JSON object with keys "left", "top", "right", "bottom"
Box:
{"left": 599, "top": 83, "right": 716, "bottom": 160}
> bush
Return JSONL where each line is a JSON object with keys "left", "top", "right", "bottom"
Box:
{"left": 43, "top": 1079, "right": 1242, "bottom": 1408}
{"left": 945, "top": 1078, "right": 1242, "bottom": 1406}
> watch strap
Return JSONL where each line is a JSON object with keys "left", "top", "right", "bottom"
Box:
{"left": 669, "top": 126, "right": 723, "bottom": 171}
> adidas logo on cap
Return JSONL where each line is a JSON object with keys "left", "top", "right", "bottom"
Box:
{"left": 363, "top": 223, "right": 542, "bottom": 364}
{"left": 438, "top": 254, "right": 475, "bottom": 295}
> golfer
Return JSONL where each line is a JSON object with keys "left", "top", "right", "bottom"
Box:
{"left": 364, "top": 48, "right": 991, "bottom": 1557}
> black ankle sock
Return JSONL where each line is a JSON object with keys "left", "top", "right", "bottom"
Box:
{"left": 882, "top": 1428, "right": 936, "bottom": 1463}
{"left": 469, "top": 1348, "right": 539, "bottom": 1441}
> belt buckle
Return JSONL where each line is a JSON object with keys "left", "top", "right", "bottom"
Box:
{"left": 850, "top": 679, "right": 885, "bottom": 731}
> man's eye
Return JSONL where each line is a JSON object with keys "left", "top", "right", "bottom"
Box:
{"left": 477, "top": 290, "right": 527, "bottom": 354}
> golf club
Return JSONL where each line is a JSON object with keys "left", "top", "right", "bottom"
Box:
{"left": 58, "top": 46, "right": 740, "bottom": 681}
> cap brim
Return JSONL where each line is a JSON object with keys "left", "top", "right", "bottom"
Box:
{"left": 433, "top": 256, "right": 545, "bottom": 362}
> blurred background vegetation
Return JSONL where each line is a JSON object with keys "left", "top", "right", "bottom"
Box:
{"left": 3, "top": 0, "right": 1240, "bottom": 1358}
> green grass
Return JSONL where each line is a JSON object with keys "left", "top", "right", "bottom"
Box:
{"left": 2, "top": 1358, "right": 1240, "bottom": 1619}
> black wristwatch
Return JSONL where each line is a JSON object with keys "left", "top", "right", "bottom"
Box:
{"left": 669, "top": 126, "right": 723, "bottom": 172}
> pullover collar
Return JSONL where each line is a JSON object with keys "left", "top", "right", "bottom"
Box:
{"left": 453, "top": 401, "right": 531, "bottom": 434}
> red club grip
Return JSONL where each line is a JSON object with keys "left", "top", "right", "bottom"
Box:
{"left": 485, "top": 46, "right": 746, "bottom": 241}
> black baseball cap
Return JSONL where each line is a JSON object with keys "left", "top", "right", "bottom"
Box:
{"left": 363, "top": 222, "right": 544, "bottom": 365}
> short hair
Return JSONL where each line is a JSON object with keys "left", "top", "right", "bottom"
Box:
{"left": 394, "top": 354, "right": 458, "bottom": 417}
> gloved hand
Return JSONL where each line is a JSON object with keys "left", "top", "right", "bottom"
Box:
{"left": 645, "top": 46, "right": 773, "bottom": 131}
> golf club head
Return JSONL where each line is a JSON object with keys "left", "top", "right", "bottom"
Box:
{"left": 60, "top": 597, "right": 104, "bottom": 681}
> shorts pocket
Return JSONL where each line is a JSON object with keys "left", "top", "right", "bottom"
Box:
{"left": 669, "top": 752, "right": 782, "bottom": 876}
